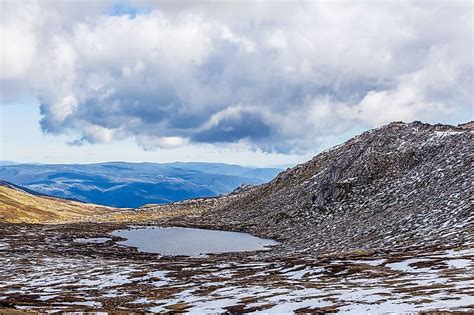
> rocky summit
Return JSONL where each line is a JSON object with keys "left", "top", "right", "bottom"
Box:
{"left": 189, "top": 121, "right": 474, "bottom": 255}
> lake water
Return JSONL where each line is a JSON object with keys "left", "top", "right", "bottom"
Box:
{"left": 112, "top": 227, "right": 278, "bottom": 257}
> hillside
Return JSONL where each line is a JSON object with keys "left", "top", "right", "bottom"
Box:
{"left": 0, "top": 162, "right": 281, "bottom": 208}
{"left": 0, "top": 121, "right": 472, "bottom": 315}
{"left": 2, "top": 121, "right": 472, "bottom": 255}
{"left": 0, "top": 182, "right": 115, "bottom": 223}
{"left": 178, "top": 121, "right": 473, "bottom": 254}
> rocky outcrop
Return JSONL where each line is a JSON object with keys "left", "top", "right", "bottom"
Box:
{"left": 206, "top": 121, "right": 473, "bottom": 254}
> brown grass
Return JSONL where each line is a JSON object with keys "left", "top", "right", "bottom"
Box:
{"left": 0, "top": 186, "right": 115, "bottom": 223}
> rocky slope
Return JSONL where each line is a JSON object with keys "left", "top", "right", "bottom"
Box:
{"left": 195, "top": 121, "right": 474, "bottom": 254}
{"left": 0, "top": 181, "right": 116, "bottom": 223}
{"left": 3, "top": 121, "right": 471, "bottom": 256}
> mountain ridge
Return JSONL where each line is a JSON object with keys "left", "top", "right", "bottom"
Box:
{"left": 1, "top": 121, "right": 472, "bottom": 256}
{"left": 122, "top": 120, "right": 473, "bottom": 255}
{"left": 210, "top": 120, "right": 473, "bottom": 253}
{"left": 0, "top": 162, "right": 282, "bottom": 208}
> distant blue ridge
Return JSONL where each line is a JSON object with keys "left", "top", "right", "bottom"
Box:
{"left": 0, "top": 162, "right": 282, "bottom": 208}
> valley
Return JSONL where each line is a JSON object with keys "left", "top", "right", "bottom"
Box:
{"left": 1, "top": 0, "right": 472, "bottom": 313}
{"left": 0, "top": 121, "right": 473, "bottom": 313}
{"left": 0, "top": 162, "right": 281, "bottom": 208}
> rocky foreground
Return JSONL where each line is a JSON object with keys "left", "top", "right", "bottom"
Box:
{"left": 0, "top": 223, "right": 473, "bottom": 313}
{"left": 0, "top": 121, "right": 473, "bottom": 313}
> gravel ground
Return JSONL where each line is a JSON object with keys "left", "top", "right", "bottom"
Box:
{"left": 1, "top": 223, "right": 472, "bottom": 314}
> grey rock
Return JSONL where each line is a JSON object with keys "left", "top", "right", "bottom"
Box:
{"left": 198, "top": 121, "right": 474, "bottom": 255}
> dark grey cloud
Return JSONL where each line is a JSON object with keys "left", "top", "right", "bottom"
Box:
{"left": 193, "top": 111, "right": 271, "bottom": 143}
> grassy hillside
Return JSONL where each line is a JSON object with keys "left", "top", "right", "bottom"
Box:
{"left": 0, "top": 185, "right": 114, "bottom": 223}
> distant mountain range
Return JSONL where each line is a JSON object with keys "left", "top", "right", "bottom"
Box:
{"left": 0, "top": 162, "right": 282, "bottom": 208}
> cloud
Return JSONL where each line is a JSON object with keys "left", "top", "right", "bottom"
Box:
{"left": 0, "top": 1, "right": 472, "bottom": 153}
{"left": 193, "top": 107, "right": 271, "bottom": 143}
{"left": 136, "top": 135, "right": 188, "bottom": 150}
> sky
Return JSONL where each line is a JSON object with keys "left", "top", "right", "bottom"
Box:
{"left": 0, "top": 0, "right": 472, "bottom": 166}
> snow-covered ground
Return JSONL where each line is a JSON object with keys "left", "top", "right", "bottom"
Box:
{"left": 1, "top": 241, "right": 472, "bottom": 313}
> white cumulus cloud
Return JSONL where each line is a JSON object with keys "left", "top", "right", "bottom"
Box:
{"left": 0, "top": 0, "right": 472, "bottom": 153}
